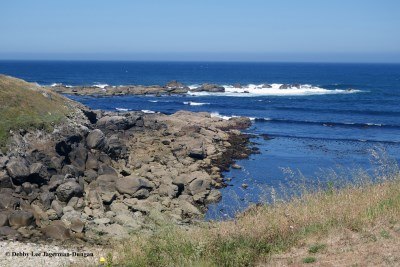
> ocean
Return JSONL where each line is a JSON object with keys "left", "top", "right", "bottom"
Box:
{"left": 1, "top": 60, "right": 399, "bottom": 219}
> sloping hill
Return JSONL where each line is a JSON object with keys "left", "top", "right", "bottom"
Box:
{"left": 0, "top": 75, "right": 73, "bottom": 149}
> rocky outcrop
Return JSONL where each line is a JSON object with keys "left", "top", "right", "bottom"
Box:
{"left": 190, "top": 83, "right": 225, "bottom": 93}
{"left": 0, "top": 95, "right": 253, "bottom": 242}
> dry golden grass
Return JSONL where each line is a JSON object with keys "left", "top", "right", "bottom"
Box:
{"left": 110, "top": 166, "right": 400, "bottom": 267}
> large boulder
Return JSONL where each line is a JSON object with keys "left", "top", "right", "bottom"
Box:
{"left": 56, "top": 180, "right": 83, "bottom": 202}
{"left": 116, "top": 176, "right": 153, "bottom": 196}
{"left": 43, "top": 221, "right": 71, "bottom": 240}
{"left": 8, "top": 210, "right": 34, "bottom": 228}
{"left": 6, "top": 157, "right": 30, "bottom": 184}
{"left": 97, "top": 116, "right": 132, "bottom": 131}
{"left": 107, "top": 134, "right": 127, "bottom": 158}
{"left": 189, "top": 177, "right": 211, "bottom": 196}
{"left": 86, "top": 129, "right": 106, "bottom": 149}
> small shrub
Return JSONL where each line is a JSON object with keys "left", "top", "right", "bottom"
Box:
{"left": 308, "top": 243, "right": 326, "bottom": 254}
{"left": 303, "top": 256, "right": 317, "bottom": 263}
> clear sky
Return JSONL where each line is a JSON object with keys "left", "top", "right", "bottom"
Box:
{"left": 1, "top": 0, "right": 400, "bottom": 62}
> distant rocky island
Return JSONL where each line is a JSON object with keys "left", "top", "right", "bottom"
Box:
{"left": 50, "top": 80, "right": 308, "bottom": 96}
{"left": 0, "top": 75, "right": 253, "bottom": 243}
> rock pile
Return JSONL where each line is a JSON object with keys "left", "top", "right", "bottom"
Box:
{"left": 0, "top": 105, "right": 251, "bottom": 242}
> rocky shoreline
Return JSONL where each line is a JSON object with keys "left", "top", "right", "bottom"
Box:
{"left": 49, "top": 80, "right": 309, "bottom": 96}
{"left": 0, "top": 87, "right": 253, "bottom": 243}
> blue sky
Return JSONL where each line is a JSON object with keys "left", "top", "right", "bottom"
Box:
{"left": 1, "top": 0, "right": 400, "bottom": 62}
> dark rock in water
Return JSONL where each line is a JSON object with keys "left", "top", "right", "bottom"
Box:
{"left": 192, "top": 83, "right": 225, "bottom": 93}
{"left": 6, "top": 157, "right": 30, "bottom": 184}
{"left": 262, "top": 84, "right": 272, "bottom": 88}
{"left": 86, "top": 129, "right": 106, "bottom": 149}
{"left": 233, "top": 83, "right": 242, "bottom": 88}
{"left": 116, "top": 176, "right": 153, "bottom": 196}
{"left": 8, "top": 210, "right": 34, "bottom": 228}
{"left": 0, "top": 226, "right": 20, "bottom": 238}
{"left": 56, "top": 181, "right": 83, "bottom": 202}
{"left": 279, "top": 84, "right": 290, "bottom": 89}
{"left": 43, "top": 220, "right": 71, "bottom": 240}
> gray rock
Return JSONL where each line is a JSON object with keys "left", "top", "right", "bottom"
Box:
{"left": 0, "top": 226, "right": 19, "bottom": 237}
{"left": 116, "top": 176, "right": 153, "bottom": 196}
{"left": 0, "top": 190, "right": 19, "bottom": 210}
{"left": 97, "top": 116, "right": 131, "bottom": 131}
{"left": 51, "top": 200, "right": 64, "bottom": 217}
{"left": 40, "top": 192, "right": 55, "bottom": 209}
{"left": 0, "top": 212, "right": 9, "bottom": 227}
{"left": 8, "top": 210, "right": 34, "bottom": 228}
{"left": 70, "top": 217, "right": 85, "bottom": 233}
{"left": 189, "top": 178, "right": 211, "bottom": 195}
{"left": 43, "top": 221, "right": 71, "bottom": 240}
{"left": 56, "top": 181, "right": 83, "bottom": 202}
{"left": 83, "top": 169, "right": 98, "bottom": 183}
{"left": 205, "top": 189, "right": 222, "bottom": 203}
{"left": 6, "top": 157, "right": 30, "bottom": 184}
{"left": 0, "top": 171, "right": 13, "bottom": 188}
{"left": 86, "top": 129, "right": 106, "bottom": 149}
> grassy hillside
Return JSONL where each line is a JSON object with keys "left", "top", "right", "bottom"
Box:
{"left": 110, "top": 167, "right": 400, "bottom": 266}
{"left": 0, "top": 75, "right": 72, "bottom": 150}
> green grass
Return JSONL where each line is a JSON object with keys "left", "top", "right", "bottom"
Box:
{"left": 308, "top": 243, "right": 327, "bottom": 254}
{"left": 302, "top": 256, "right": 317, "bottom": 264}
{"left": 0, "top": 75, "right": 72, "bottom": 150}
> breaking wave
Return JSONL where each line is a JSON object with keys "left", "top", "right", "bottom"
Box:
{"left": 188, "top": 83, "right": 362, "bottom": 97}
{"left": 183, "top": 101, "right": 210, "bottom": 106}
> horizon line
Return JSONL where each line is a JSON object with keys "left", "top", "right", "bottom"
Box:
{"left": 1, "top": 59, "right": 400, "bottom": 65}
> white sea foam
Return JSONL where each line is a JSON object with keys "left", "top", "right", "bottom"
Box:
{"left": 116, "top": 108, "right": 129, "bottom": 112}
{"left": 209, "top": 112, "right": 256, "bottom": 121}
{"left": 141, "top": 109, "right": 156, "bottom": 114}
{"left": 188, "top": 83, "right": 362, "bottom": 97}
{"left": 93, "top": 83, "right": 109, "bottom": 89}
{"left": 149, "top": 100, "right": 159, "bottom": 103}
{"left": 183, "top": 101, "right": 210, "bottom": 106}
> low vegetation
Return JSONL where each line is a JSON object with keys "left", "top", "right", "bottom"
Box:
{"left": 0, "top": 75, "right": 72, "bottom": 150}
{"left": 110, "top": 160, "right": 400, "bottom": 266}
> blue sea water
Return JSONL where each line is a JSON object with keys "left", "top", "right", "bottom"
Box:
{"left": 1, "top": 61, "right": 399, "bottom": 219}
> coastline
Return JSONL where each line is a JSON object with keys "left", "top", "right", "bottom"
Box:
{"left": 0, "top": 75, "right": 254, "bottom": 243}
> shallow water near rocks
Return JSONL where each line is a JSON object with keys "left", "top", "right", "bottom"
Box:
{"left": 1, "top": 61, "right": 399, "bottom": 219}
